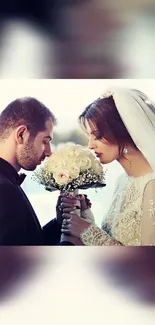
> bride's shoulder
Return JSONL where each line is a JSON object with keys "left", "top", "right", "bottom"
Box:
{"left": 142, "top": 171, "right": 155, "bottom": 189}
{"left": 127, "top": 171, "right": 155, "bottom": 194}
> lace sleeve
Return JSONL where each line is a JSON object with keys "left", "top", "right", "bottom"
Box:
{"left": 141, "top": 179, "right": 155, "bottom": 246}
{"left": 81, "top": 208, "right": 95, "bottom": 224}
{"left": 80, "top": 224, "right": 122, "bottom": 246}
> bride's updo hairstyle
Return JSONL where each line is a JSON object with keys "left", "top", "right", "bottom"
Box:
{"left": 79, "top": 95, "right": 138, "bottom": 155}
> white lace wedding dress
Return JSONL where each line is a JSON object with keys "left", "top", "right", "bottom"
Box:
{"left": 80, "top": 172, "right": 155, "bottom": 246}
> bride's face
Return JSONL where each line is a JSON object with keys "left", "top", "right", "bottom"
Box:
{"left": 85, "top": 120, "right": 120, "bottom": 164}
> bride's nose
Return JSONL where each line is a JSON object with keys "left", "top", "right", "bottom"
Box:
{"left": 88, "top": 138, "right": 97, "bottom": 150}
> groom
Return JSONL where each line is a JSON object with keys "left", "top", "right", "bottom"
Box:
{"left": 0, "top": 97, "right": 75, "bottom": 245}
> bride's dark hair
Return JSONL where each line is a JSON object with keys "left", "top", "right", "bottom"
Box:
{"left": 79, "top": 95, "right": 138, "bottom": 154}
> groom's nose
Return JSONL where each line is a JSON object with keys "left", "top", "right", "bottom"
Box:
{"left": 45, "top": 143, "right": 52, "bottom": 157}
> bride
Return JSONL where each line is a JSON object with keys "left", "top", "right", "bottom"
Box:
{"left": 60, "top": 87, "right": 155, "bottom": 246}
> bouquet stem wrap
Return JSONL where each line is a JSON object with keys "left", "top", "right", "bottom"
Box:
{"left": 68, "top": 189, "right": 81, "bottom": 217}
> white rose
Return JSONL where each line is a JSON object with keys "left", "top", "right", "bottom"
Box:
{"left": 47, "top": 156, "right": 70, "bottom": 173}
{"left": 68, "top": 147, "right": 83, "bottom": 159}
{"left": 92, "top": 160, "right": 103, "bottom": 174}
{"left": 88, "top": 151, "right": 96, "bottom": 160}
{"left": 79, "top": 157, "right": 92, "bottom": 170}
{"left": 53, "top": 169, "right": 70, "bottom": 185}
{"left": 69, "top": 164, "right": 80, "bottom": 179}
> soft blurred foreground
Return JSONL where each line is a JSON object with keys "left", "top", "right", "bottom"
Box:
{"left": 0, "top": 1, "right": 155, "bottom": 78}
{"left": 0, "top": 247, "right": 155, "bottom": 324}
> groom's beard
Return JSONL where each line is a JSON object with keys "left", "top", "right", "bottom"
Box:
{"left": 16, "top": 139, "right": 40, "bottom": 171}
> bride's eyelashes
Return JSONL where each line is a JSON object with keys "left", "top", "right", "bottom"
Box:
{"left": 94, "top": 136, "right": 102, "bottom": 141}
{"left": 92, "top": 131, "right": 103, "bottom": 141}
{"left": 94, "top": 134, "right": 106, "bottom": 142}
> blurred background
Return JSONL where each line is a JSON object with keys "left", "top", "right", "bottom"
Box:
{"left": 0, "top": 79, "right": 155, "bottom": 227}
{"left": 0, "top": 0, "right": 155, "bottom": 78}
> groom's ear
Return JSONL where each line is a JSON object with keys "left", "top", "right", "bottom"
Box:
{"left": 15, "top": 125, "right": 29, "bottom": 144}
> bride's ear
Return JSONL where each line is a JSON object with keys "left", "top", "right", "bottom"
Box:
{"left": 15, "top": 125, "right": 29, "bottom": 144}
{"left": 118, "top": 145, "right": 125, "bottom": 158}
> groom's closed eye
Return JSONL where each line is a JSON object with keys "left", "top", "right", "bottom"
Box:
{"left": 43, "top": 136, "right": 53, "bottom": 142}
{"left": 43, "top": 136, "right": 53, "bottom": 146}
{"left": 43, "top": 140, "right": 48, "bottom": 145}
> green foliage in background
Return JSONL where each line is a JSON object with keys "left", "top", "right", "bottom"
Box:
{"left": 53, "top": 129, "right": 88, "bottom": 146}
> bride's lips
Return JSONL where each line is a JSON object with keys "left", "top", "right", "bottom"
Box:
{"left": 95, "top": 153, "right": 102, "bottom": 158}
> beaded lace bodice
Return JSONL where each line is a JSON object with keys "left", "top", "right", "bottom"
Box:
{"left": 80, "top": 172, "right": 155, "bottom": 246}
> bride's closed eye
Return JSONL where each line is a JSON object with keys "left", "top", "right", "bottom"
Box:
{"left": 94, "top": 135, "right": 102, "bottom": 141}
{"left": 90, "top": 129, "right": 101, "bottom": 140}
{"left": 93, "top": 132, "right": 103, "bottom": 141}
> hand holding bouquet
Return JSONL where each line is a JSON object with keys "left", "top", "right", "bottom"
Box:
{"left": 34, "top": 143, "right": 106, "bottom": 244}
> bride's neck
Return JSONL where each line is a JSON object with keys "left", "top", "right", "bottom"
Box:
{"left": 118, "top": 150, "right": 153, "bottom": 177}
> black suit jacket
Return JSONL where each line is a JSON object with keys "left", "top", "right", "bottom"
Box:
{"left": 0, "top": 158, "right": 63, "bottom": 245}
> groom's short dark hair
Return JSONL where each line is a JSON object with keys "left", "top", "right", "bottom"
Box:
{"left": 0, "top": 97, "right": 57, "bottom": 139}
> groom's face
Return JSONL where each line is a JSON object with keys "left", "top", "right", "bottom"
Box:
{"left": 16, "top": 118, "right": 54, "bottom": 171}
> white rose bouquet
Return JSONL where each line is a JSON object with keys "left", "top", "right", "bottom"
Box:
{"left": 34, "top": 143, "right": 106, "bottom": 195}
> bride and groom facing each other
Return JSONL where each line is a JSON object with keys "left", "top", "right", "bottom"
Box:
{"left": 0, "top": 87, "right": 155, "bottom": 246}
